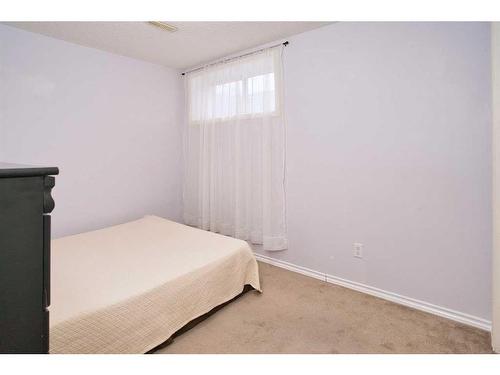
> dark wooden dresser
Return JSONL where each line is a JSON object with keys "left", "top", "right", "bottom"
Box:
{"left": 0, "top": 163, "right": 58, "bottom": 353}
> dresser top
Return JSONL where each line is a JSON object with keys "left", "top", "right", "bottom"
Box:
{"left": 0, "top": 162, "right": 59, "bottom": 178}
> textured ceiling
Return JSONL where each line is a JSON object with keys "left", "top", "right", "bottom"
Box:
{"left": 3, "top": 22, "right": 332, "bottom": 70}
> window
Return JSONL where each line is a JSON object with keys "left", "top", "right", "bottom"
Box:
{"left": 188, "top": 53, "right": 280, "bottom": 122}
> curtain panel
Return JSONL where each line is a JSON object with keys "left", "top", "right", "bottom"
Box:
{"left": 183, "top": 46, "right": 287, "bottom": 251}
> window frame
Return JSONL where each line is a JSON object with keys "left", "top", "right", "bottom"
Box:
{"left": 186, "top": 50, "right": 283, "bottom": 125}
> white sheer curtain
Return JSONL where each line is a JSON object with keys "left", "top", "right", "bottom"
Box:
{"left": 183, "top": 46, "right": 287, "bottom": 251}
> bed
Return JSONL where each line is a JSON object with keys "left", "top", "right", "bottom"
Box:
{"left": 49, "top": 215, "right": 261, "bottom": 354}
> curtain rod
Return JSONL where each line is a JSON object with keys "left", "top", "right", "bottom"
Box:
{"left": 181, "top": 41, "right": 289, "bottom": 76}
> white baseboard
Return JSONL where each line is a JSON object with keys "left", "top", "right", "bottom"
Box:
{"left": 254, "top": 253, "right": 492, "bottom": 332}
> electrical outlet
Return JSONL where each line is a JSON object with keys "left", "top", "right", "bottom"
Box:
{"left": 353, "top": 243, "right": 363, "bottom": 258}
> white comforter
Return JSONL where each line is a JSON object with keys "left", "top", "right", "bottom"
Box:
{"left": 49, "top": 215, "right": 260, "bottom": 354}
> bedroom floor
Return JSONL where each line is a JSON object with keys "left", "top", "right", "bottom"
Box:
{"left": 155, "top": 262, "right": 492, "bottom": 354}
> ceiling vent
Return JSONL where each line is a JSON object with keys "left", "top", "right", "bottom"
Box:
{"left": 147, "top": 21, "right": 178, "bottom": 32}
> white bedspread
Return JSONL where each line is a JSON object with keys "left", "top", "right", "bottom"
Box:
{"left": 49, "top": 215, "right": 260, "bottom": 354}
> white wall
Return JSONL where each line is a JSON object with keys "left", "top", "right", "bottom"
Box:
{"left": 253, "top": 22, "right": 492, "bottom": 322}
{"left": 0, "top": 25, "right": 184, "bottom": 238}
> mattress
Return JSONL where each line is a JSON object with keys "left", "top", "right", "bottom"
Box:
{"left": 49, "top": 215, "right": 261, "bottom": 354}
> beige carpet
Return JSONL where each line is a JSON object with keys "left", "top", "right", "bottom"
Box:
{"left": 155, "top": 262, "right": 492, "bottom": 354}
